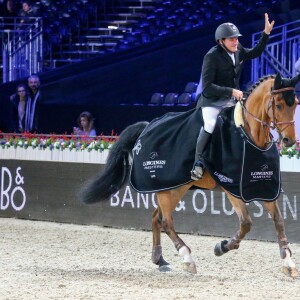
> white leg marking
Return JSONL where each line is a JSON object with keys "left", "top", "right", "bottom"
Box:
{"left": 283, "top": 250, "right": 296, "bottom": 268}
{"left": 178, "top": 246, "right": 194, "bottom": 263}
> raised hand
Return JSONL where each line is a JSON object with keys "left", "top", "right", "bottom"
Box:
{"left": 264, "top": 13, "right": 275, "bottom": 35}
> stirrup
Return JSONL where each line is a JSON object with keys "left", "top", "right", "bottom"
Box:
{"left": 191, "top": 163, "right": 204, "bottom": 180}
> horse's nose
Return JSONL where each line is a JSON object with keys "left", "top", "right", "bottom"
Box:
{"left": 282, "top": 137, "right": 295, "bottom": 148}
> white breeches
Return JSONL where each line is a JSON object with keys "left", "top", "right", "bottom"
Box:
{"left": 202, "top": 106, "right": 222, "bottom": 133}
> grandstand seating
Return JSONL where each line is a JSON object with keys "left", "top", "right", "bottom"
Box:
{"left": 1, "top": 0, "right": 297, "bottom": 81}
{"left": 162, "top": 92, "right": 178, "bottom": 106}
{"left": 184, "top": 82, "right": 197, "bottom": 93}
{"left": 146, "top": 82, "right": 197, "bottom": 107}
{"left": 25, "top": 0, "right": 288, "bottom": 70}
{"left": 148, "top": 92, "right": 164, "bottom": 106}
{"left": 177, "top": 92, "right": 192, "bottom": 106}
{"left": 39, "top": 0, "right": 160, "bottom": 67}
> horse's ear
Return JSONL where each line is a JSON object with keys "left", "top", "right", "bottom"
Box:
{"left": 274, "top": 73, "right": 282, "bottom": 89}
{"left": 289, "top": 73, "right": 300, "bottom": 87}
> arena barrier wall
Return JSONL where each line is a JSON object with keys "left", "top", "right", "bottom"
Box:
{"left": 0, "top": 156, "right": 300, "bottom": 243}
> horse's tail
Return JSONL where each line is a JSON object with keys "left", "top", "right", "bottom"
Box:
{"left": 80, "top": 121, "right": 149, "bottom": 204}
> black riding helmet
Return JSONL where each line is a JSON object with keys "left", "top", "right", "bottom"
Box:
{"left": 215, "top": 23, "right": 242, "bottom": 42}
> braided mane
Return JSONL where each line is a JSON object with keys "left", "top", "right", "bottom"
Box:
{"left": 246, "top": 74, "right": 275, "bottom": 95}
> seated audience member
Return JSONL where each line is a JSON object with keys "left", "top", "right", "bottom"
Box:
{"left": 73, "top": 111, "right": 97, "bottom": 137}
{"left": 9, "top": 83, "right": 28, "bottom": 133}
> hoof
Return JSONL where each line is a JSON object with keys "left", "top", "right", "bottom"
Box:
{"left": 282, "top": 266, "right": 298, "bottom": 279}
{"left": 156, "top": 256, "right": 169, "bottom": 268}
{"left": 156, "top": 256, "right": 171, "bottom": 272}
{"left": 214, "top": 240, "right": 229, "bottom": 257}
{"left": 214, "top": 243, "right": 223, "bottom": 256}
{"left": 159, "top": 265, "right": 172, "bottom": 272}
{"left": 182, "top": 262, "right": 197, "bottom": 274}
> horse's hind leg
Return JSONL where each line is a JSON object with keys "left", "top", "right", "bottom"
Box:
{"left": 264, "top": 201, "right": 298, "bottom": 278}
{"left": 214, "top": 192, "right": 252, "bottom": 256}
{"left": 152, "top": 185, "right": 197, "bottom": 274}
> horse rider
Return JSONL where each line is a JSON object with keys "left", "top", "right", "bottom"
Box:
{"left": 191, "top": 13, "right": 275, "bottom": 180}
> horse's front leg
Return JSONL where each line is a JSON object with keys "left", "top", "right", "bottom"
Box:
{"left": 155, "top": 186, "right": 197, "bottom": 274}
{"left": 264, "top": 201, "right": 298, "bottom": 278}
{"left": 215, "top": 192, "right": 252, "bottom": 256}
{"left": 151, "top": 207, "right": 170, "bottom": 269}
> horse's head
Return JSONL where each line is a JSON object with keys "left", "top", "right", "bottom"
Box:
{"left": 269, "top": 73, "right": 299, "bottom": 147}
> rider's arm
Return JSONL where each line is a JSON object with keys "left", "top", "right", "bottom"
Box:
{"left": 240, "top": 13, "right": 274, "bottom": 60}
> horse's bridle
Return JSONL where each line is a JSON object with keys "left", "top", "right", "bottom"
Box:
{"left": 240, "top": 86, "right": 296, "bottom": 144}
{"left": 240, "top": 86, "right": 295, "bottom": 130}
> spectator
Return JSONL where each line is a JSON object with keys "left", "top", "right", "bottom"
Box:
{"left": 73, "top": 111, "right": 97, "bottom": 137}
{"left": 18, "top": 0, "right": 38, "bottom": 27}
{"left": 9, "top": 83, "right": 28, "bottom": 133}
{"left": 25, "top": 74, "right": 41, "bottom": 132}
{"left": 3, "top": 0, "right": 20, "bottom": 29}
{"left": 3, "top": 0, "right": 19, "bottom": 17}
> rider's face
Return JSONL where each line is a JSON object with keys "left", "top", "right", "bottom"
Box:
{"left": 223, "top": 37, "right": 239, "bottom": 52}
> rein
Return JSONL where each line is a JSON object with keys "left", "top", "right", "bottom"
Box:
{"left": 240, "top": 86, "right": 295, "bottom": 145}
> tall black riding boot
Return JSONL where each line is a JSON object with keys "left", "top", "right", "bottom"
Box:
{"left": 191, "top": 128, "right": 211, "bottom": 180}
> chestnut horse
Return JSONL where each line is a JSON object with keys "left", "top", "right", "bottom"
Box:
{"left": 80, "top": 73, "right": 300, "bottom": 278}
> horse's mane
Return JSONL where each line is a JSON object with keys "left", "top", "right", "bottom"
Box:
{"left": 246, "top": 74, "right": 296, "bottom": 107}
{"left": 246, "top": 74, "right": 275, "bottom": 95}
{"left": 235, "top": 75, "right": 276, "bottom": 127}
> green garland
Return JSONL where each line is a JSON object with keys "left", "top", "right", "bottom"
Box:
{"left": 1, "top": 134, "right": 299, "bottom": 158}
{"left": 0, "top": 133, "right": 117, "bottom": 152}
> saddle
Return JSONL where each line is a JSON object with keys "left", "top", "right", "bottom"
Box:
{"left": 129, "top": 106, "right": 281, "bottom": 202}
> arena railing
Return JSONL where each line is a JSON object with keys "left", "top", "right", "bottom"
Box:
{"left": 251, "top": 19, "right": 300, "bottom": 82}
{"left": 0, "top": 17, "right": 43, "bottom": 83}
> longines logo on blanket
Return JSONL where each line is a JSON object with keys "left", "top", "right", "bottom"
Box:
{"left": 251, "top": 164, "right": 273, "bottom": 179}
{"left": 214, "top": 172, "right": 233, "bottom": 183}
{"left": 149, "top": 152, "right": 158, "bottom": 159}
{"left": 142, "top": 152, "right": 166, "bottom": 171}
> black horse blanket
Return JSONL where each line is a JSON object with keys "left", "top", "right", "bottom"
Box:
{"left": 129, "top": 107, "right": 281, "bottom": 203}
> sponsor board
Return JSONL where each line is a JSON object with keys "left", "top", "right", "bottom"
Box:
{"left": 0, "top": 166, "right": 26, "bottom": 211}
{"left": 0, "top": 160, "right": 299, "bottom": 242}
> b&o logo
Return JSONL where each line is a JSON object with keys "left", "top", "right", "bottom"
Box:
{"left": 1, "top": 167, "right": 26, "bottom": 211}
